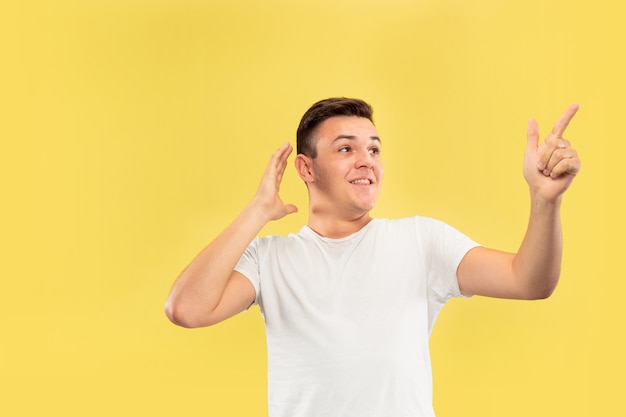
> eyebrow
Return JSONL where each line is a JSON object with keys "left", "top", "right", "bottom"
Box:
{"left": 333, "top": 135, "right": 381, "bottom": 143}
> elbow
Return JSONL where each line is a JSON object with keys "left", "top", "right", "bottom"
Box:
{"left": 164, "top": 298, "right": 191, "bottom": 328}
{"left": 524, "top": 277, "right": 559, "bottom": 300}
{"left": 164, "top": 297, "right": 210, "bottom": 329}
{"left": 528, "top": 287, "right": 555, "bottom": 300}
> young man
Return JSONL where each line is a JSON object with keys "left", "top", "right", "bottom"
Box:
{"left": 165, "top": 98, "right": 581, "bottom": 417}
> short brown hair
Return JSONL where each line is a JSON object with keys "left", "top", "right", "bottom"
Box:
{"left": 296, "top": 98, "right": 374, "bottom": 158}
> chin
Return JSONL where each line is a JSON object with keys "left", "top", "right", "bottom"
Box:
{"left": 354, "top": 201, "right": 377, "bottom": 213}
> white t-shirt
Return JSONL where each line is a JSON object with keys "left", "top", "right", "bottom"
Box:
{"left": 235, "top": 216, "right": 479, "bottom": 417}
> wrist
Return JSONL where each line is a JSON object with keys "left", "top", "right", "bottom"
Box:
{"left": 244, "top": 199, "right": 274, "bottom": 223}
{"left": 529, "top": 192, "right": 562, "bottom": 213}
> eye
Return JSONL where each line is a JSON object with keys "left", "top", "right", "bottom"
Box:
{"left": 338, "top": 146, "right": 351, "bottom": 153}
{"left": 369, "top": 146, "right": 380, "bottom": 155}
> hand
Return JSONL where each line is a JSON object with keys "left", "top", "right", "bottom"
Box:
{"left": 524, "top": 104, "right": 581, "bottom": 202}
{"left": 251, "top": 142, "right": 298, "bottom": 221}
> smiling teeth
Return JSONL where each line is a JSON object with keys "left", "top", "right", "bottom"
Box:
{"left": 351, "top": 179, "right": 371, "bottom": 184}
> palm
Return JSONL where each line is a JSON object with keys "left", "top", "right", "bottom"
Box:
{"left": 253, "top": 143, "right": 298, "bottom": 221}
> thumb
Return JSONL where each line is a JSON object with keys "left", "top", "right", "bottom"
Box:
{"left": 527, "top": 118, "right": 540, "bottom": 152}
{"left": 284, "top": 204, "right": 298, "bottom": 215}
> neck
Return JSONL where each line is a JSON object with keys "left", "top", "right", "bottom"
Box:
{"left": 307, "top": 208, "right": 373, "bottom": 239}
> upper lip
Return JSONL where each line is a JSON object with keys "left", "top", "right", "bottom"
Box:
{"left": 348, "top": 176, "right": 375, "bottom": 184}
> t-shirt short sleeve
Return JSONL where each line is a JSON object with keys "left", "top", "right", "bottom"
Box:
{"left": 418, "top": 217, "right": 480, "bottom": 312}
{"left": 234, "top": 238, "right": 261, "bottom": 305}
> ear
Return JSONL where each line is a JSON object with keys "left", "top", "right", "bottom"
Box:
{"left": 295, "top": 154, "right": 315, "bottom": 183}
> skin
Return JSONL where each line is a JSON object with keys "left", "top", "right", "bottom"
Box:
{"left": 165, "top": 105, "right": 581, "bottom": 327}
{"left": 458, "top": 104, "right": 580, "bottom": 299}
{"left": 294, "top": 116, "right": 384, "bottom": 238}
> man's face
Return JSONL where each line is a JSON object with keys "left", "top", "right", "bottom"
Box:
{"left": 307, "top": 116, "right": 384, "bottom": 217}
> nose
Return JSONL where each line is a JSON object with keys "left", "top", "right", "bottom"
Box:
{"left": 355, "top": 148, "right": 375, "bottom": 169}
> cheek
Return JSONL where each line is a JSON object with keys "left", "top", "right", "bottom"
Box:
{"left": 312, "top": 164, "right": 340, "bottom": 186}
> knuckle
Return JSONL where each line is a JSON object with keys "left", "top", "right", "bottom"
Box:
{"left": 553, "top": 149, "right": 565, "bottom": 159}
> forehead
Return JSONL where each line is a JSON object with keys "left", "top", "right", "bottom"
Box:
{"left": 314, "top": 116, "right": 379, "bottom": 141}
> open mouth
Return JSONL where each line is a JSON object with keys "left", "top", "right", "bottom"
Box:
{"left": 350, "top": 179, "right": 372, "bottom": 185}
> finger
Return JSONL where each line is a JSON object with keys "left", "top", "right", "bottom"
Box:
{"left": 279, "top": 142, "right": 293, "bottom": 164}
{"left": 284, "top": 203, "right": 298, "bottom": 215}
{"left": 551, "top": 103, "right": 579, "bottom": 137}
{"left": 544, "top": 147, "right": 578, "bottom": 175}
{"left": 274, "top": 142, "right": 292, "bottom": 165}
{"left": 274, "top": 145, "right": 292, "bottom": 184}
{"left": 267, "top": 143, "right": 291, "bottom": 175}
{"left": 547, "top": 153, "right": 581, "bottom": 178}
{"left": 527, "top": 118, "right": 540, "bottom": 151}
{"left": 538, "top": 132, "right": 574, "bottom": 170}
{"left": 276, "top": 159, "right": 288, "bottom": 186}
{"left": 267, "top": 142, "right": 287, "bottom": 168}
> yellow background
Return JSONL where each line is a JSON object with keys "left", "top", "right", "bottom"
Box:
{"left": 1, "top": 0, "right": 623, "bottom": 415}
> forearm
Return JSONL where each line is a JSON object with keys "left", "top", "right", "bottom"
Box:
{"left": 512, "top": 195, "right": 563, "bottom": 299}
{"left": 459, "top": 104, "right": 578, "bottom": 300}
{"left": 165, "top": 202, "right": 269, "bottom": 324}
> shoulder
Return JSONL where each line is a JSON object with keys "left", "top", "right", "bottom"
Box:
{"left": 373, "top": 216, "right": 473, "bottom": 247}
{"left": 252, "top": 226, "right": 313, "bottom": 250}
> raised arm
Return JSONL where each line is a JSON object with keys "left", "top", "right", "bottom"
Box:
{"left": 457, "top": 104, "right": 581, "bottom": 299}
{"left": 165, "top": 143, "right": 298, "bottom": 327}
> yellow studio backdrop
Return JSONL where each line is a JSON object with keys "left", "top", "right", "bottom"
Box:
{"left": 1, "top": 0, "right": 623, "bottom": 416}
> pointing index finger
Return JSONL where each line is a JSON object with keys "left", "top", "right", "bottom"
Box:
{"left": 551, "top": 103, "right": 580, "bottom": 137}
